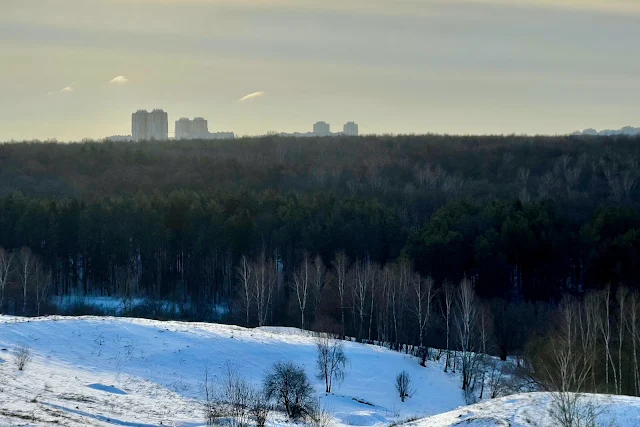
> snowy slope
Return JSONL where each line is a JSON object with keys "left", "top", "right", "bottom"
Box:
{"left": 0, "top": 315, "right": 465, "bottom": 426}
{"left": 405, "top": 392, "right": 640, "bottom": 427}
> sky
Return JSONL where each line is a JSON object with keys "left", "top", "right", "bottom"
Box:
{"left": 1, "top": 0, "right": 639, "bottom": 141}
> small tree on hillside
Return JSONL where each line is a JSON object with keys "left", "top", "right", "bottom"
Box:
{"left": 316, "top": 335, "right": 348, "bottom": 393}
{"left": 264, "top": 361, "right": 315, "bottom": 419}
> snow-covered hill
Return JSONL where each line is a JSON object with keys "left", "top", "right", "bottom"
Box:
{"left": 0, "top": 315, "right": 464, "bottom": 426}
{"left": 406, "top": 392, "right": 640, "bottom": 427}
{"left": 2, "top": 316, "right": 640, "bottom": 426}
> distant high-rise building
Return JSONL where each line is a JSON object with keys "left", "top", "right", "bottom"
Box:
{"left": 343, "top": 122, "right": 359, "bottom": 136}
{"left": 175, "top": 118, "right": 192, "bottom": 140}
{"left": 132, "top": 109, "right": 168, "bottom": 141}
{"left": 191, "top": 117, "right": 209, "bottom": 137}
{"left": 132, "top": 110, "right": 149, "bottom": 142}
{"left": 313, "top": 121, "right": 331, "bottom": 136}
{"left": 148, "top": 109, "right": 169, "bottom": 140}
{"left": 175, "top": 116, "right": 233, "bottom": 140}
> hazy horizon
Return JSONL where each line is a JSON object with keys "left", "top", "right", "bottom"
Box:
{"left": 2, "top": 0, "right": 639, "bottom": 141}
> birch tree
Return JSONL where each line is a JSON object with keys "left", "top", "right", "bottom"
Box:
{"left": 456, "top": 278, "right": 479, "bottom": 391}
{"left": 34, "top": 260, "right": 51, "bottom": 316}
{"left": 17, "top": 247, "right": 36, "bottom": 315}
{"left": 411, "top": 274, "right": 435, "bottom": 348}
{"left": 237, "top": 255, "right": 253, "bottom": 326}
{"left": 441, "top": 281, "right": 455, "bottom": 372}
{"left": 312, "top": 254, "right": 327, "bottom": 323}
{"left": 579, "top": 292, "right": 598, "bottom": 392}
{"left": 253, "top": 250, "right": 276, "bottom": 327}
{"left": 292, "top": 253, "right": 312, "bottom": 329}
{"left": 617, "top": 286, "right": 628, "bottom": 395}
{"left": 316, "top": 335, "right": 348, "bottom": 393}
{"left": 0, "top": 247, "right": 13, "bottom": 312}
{"left": 625, "top": 290, "right": 640, "bottom": 395}
{"left": 332, "top": 251, "right": 349, "bottom": 337}
{"left": 545, "top": 297, "right": 599, "bottom": 427}
{"left": 351, "top": 259, "right": 370, "bottom": 340}
{"left": 367, "top": 263, "right": 378, "bottom": 341}
{"left": 597, "top": 286, "right": 618, "bottom": 393}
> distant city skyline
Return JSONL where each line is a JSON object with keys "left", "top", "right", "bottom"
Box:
{"left": 1, "top": 0, "right": 639, "bottom": 141}
{"left": 123, "top": 110, "right": 358, "bottom": 141}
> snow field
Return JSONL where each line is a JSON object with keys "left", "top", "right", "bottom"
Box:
{"left": 3, "top": 315, "right": 640, "bottom": 426}
{"left": 0, "top": 315, "right": 464, "bottom": 426}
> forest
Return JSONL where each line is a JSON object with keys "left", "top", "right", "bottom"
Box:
{"left": 2, "top": 134, "right": 640, "bottom": 396}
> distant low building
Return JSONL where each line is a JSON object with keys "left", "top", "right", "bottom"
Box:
{"left": 207, "top": 132, "right": 235, "bottom": 140}
{"left": 175, "top": 117, "right": 234, "bottom": 140}
{"left": 573, "top": 126, "right": 640, "bottom": 136}
{"left": 279, "top": 121, "right": 359, "bottom": 137}
{"left": 105, "top": 135, "right": 132, "bottom": 142}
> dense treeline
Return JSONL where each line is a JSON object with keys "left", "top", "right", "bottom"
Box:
{"left": 3, "top": 135, "right": 640, "bottom": 372}
{"left": 1, "top": 191, "right": 640, "bottom": 306}
{"left": 3, "top": 135, "right": 640, "bottom": 206}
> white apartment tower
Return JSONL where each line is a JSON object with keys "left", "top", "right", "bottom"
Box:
{"left": 191, "top": 117, "right": 208, "bottom": 137}
{"left": 313, "top": 121, "right": 331, "bottom": 136}
{"left": 131, "top": 110, "right": 149, "bottom": 142}
{"left": 175, "top": 117, "right": 211, "bottom": 140}
{"left": 148, "top": 109, "right": 169, "bottom": 140}
{"left": 175, "top": 118, "right": 192, "bottom": 140}
{"left": 132, "top": 109, "right": 169, "bottom": 141}
{"left": 343, "top": 121, "right": 359, "bottom": 136}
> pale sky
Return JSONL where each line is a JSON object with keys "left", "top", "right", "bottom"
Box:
{"left": 1, "top": 0, "right": 639, "bottom": 140}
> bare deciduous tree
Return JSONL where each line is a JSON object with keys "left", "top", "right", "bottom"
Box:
{"left": 441, "top": 281, "right": 455, "bottom": 372}
{"left": 616, "top": 286, "right": 628, "bottom": 395}
{"left": 237, "top": 255, "right": 253, "bottom": 326}
{"left": 597, "top": 286, "right": 618, "bottom": 393}
{"left": 292, "top": 253, "right": 312, "bottom": 330}
{"left": 456, "top": 278, "right": 479, "bottom": 391}
{"left": 14, "top": 345, "right": 32, "bottom": 371}
{"left": 203, "top": 362, "right": 266, "bottom": 427}
{"left": 0, "top": 247, "right": 13, "bottom": 312}
{"left": 253, "top": 250, "right": 275, "bottom": 327}
{"left": 578, "top": 293, "right": 598, "bottom": 392}
{"left": 411, "top": 274, "right": 435, "bottom": 350}
{"left": 311, "top": 255, "right": 327, "bottom": 323}
{"left": 351, "top": 259, "right": 370, "bottom": 340}
{"left": 544, "top": 297, "right": 604, "bottom": 427}
{"left": 395, "top": 370, "right": 413, "bottom": 402}
{"left": 34, "top": 259, "right": 51, "bottom": 316}
{"left": 264, "top": 361, "right": 315, "bottom": 419}
{"left": 332, "top": 251, "right": 349, "bottom": 337}
{"left": 17, "top": 247, "right": 36, "bottom": 315}
{"left": 316, "top": 335, "right": 348, "bottom": 393}
{"left": 625, "top": 290, "right": 640, "bottom": 395}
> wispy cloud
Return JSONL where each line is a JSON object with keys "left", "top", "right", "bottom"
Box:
{"left": 109, "top": 75, "right": 130, "bottom": 85}
{"left": 61, "top": 86, "right": 74, "bottom": 93}
{"left": 238, "top": 91, "right": 265, "bottom": 102}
